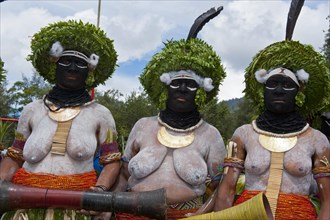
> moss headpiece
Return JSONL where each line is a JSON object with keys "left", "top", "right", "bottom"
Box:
{"left": 27, "top": 20, "right": 117, "bottom": 90}
{"left": 244, "top": 40, "right": 330, "bottom": 117}
{"left": 140, "top": 7, "right": 226, "bottom": 110}
{"left": 0, "top": 58, "right": 6, "bottom": 84}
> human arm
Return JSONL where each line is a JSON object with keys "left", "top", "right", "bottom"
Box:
{"left": 313, "top": 134, "right": 330, "bottom": 220}
{"left": 93, "top": 107, "right": 122, "bottom": 191}
{"left": 0, "top": 105, "right": 32, "bottom": 181}
{"left": 214, "top": 136, "right": 246, "bottom": 211}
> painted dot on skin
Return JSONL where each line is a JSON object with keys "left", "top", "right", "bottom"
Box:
{"left": 319, "top": 184, "right": 323, "bottom": 189}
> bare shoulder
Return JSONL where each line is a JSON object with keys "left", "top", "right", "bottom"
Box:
{"left": 305, "top": 127, "right": 330, "bottom": 149}
{"left": 19, "top": 99, "right": 45, "bottom": 119}
{"left": 133, "top": 116, "right": 158, "bottom": 128}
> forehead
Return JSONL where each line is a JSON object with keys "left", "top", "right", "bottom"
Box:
{"left": 266, "top": 74, "right": 296, "bottom": 83}
{"left": 59, "top": 55, "right": 87, "bottom": 63}
{"left": 171, "top": 78, "right": 197, "bottom": 84}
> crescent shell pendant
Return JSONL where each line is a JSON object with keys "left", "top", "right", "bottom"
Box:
{"left": 157, "top": 126, "right": 194, "bottom": 148}
{"left": 259, "top": 134, "right": 297, "bottom": 152}
{"left": 48, "top": 107, "right": 81, "bottom": 122}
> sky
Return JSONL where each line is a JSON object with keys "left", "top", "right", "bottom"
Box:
{"left": 0, "top": 0, "right": 329, "bottom": 101}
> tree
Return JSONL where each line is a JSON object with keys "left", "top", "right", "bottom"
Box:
{"left": 7, "top": 72, "right": 51, "bottom": 117}
{"left": 0, "top": 58, "right": 6, "bottom": 84}
{"left": 0, "top": 80, "right": 12, "bottom": 117}
{"left": 321, "top": 16, "right": 330, "bottom": 68}
{"left": 231, "top": 97, "right": 258, "bottom": 128}
{"left": 202, "top": 99, "right": 233, "bottom": 143}
{"left": 96, "top": 88, "right": 158, "bottom": 151}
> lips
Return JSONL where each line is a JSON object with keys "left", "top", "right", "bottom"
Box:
{"left": 272, "top": 100, "right": 285, "bottom": 103}
{"left": 66, "top": 75, "right": 78, "bottom": 80}
{"left": 176, "top": 97, "right": 186, "bottom": 102}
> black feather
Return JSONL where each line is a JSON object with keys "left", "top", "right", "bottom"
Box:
{"left": 286, "top": 0, "right": 305, "bottom": 40}
{"left": 187, "top": 6, "right": 223, "bottom": 40}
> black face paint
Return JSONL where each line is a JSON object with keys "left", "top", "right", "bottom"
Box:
{"left": 166, "top": 79, "right": 199, "bottom": 113}
{"left": 56, "top": 56, "right": 89, "bottom": 90}
{"left": 264, "top": 75, "right": 298, "bottom": 114}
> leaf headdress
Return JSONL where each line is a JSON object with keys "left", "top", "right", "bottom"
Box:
{"left": 244, "top": 0, "right": 330, "bottom": 118}
{"left": 27, "top": 20, "right": 117, "bottom": 90}
{"left": 140, "top": 7, "right": 226, "bottom": 110}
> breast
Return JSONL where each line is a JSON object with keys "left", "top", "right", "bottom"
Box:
{"left": 244, "top": 137, "right": 271, "bottom": 176}
{"left": 23, "top": 116, "right": 57, "bottom": 163}
{"left": 283, "top": 147, "right": 312, "bottom": 177}
{"left": 65, "top": 113, "right": 98, "bottom": 161}
{"left": 173, "top": 148, "right": 207, "bottom": 186}
{"left": 128, "top": 145, "right": 167, "bottom": 179}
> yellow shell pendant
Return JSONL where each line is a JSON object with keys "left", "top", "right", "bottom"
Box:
{"left": 259, "top": 134, "right": 297, "bottom": 152}
{"left": 48, "top": 106, "right": 81, "bottom": 122}
{"left": 157, "top": 126, "right": 194, "bottom": 148}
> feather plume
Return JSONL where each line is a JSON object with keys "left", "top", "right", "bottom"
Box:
{"left": 255, "top": 69, "right": 268, "bottom": 83}
{"left": 49, "top": 41, "right": 64, "bottom": 57}
{"left": 187, "top": 6, "right": 223, "bottom": 40}
{"left": 296, "top": 69, "right": 309, "bottom": 83}
{"left": 202, "top": 78, "right": 214, "bottom": 92}
{"left": 286, "top": 0, "right": 305, "bottom": 40}
{"left": 160, "top": 73, "right": 171, "bottom": 85}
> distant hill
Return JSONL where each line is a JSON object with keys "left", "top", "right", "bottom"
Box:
{"left": 224, "top": 97, "right": 242, "bottom": 110}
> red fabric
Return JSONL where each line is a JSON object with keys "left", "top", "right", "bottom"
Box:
{"left": 12, "top": 168, "right": 97, "bottom": 190}
{"left": 235, "top": 190, "right": 317, "bottom": 220}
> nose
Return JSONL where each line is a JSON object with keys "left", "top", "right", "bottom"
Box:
{"left": 178, "top": 82, "right": 188, "bottom": 92}
{"left": 274, "top": 84, "right": 285, "bottom": 94}
{"left": 68, "top": 62, "right": 78, "bottom": 71}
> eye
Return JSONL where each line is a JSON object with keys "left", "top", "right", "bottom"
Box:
{"left": 170, "top": 80, "right": 180, "bottom": 89}
{"left": 265, "top": 80, "right": 277, "bottom": 89}
{"left": 186, "top": 82, "right": 198, "bottom": 91}
{"left": 282, "top": 81, "right": 296, "bottom": 90}
{"left": 58, "top": 59, "right": 71, "bottom": 67}
{"left": 76, "top": 61, "right": 88, "bottom": 69}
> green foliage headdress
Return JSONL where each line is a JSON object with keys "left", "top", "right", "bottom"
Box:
{"left": 244, "top": 1, "right": 330, "bottom": 118}
{"left": 140, "top": 7, "right": 226, "bottom": 110}
{"left": 27, "top": 20, "right": 117, "bottom": 90}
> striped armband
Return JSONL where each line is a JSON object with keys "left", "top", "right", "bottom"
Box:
{"left": 99, "top": 129, "right": 121, "bottom": 165}
{"left": 6, "top": 132, "right": 26, "bottom": 161}
{"left": 223, "top": 157, "right": 244, "bottom": 169}
{"left": 313, "top": 156, "right": 330, "bottom": 179}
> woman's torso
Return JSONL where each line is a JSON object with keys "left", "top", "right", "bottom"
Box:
{"left": 125, "top": 116, "right": 225, "bottom": 204}
{"left": 235, "top": 124, "right": 324, "bottom": 195}
{"left": 21, "top": 100, "right": 110, "bottom": 175}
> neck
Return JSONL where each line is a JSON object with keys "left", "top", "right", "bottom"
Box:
{"left": 45, "top": 85, "right": 92, "bottom": 109}
{"left": 159, "top": 108, "right": 201, "bottom": 130}
{"left": 255, "top": 110, "right": 307, "bottom": 134}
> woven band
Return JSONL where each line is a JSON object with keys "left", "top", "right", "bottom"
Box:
{"left": 6, "top": 147, "right": 24, "bottom": 161}
{"left": 51, "top": 120, "right": 73, "bottom": 155}
{"left": 265, "top": 152, "right": 284, "bottom": 219}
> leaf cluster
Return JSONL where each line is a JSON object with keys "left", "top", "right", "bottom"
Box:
{"left": 140, "top": 38, "right": 226, "bottom": 109}
{"left": 245, "top": 40, "right": 330, "bottom": 118}
{"left": 27, "top": 20, "right": 117, "bottom": 89}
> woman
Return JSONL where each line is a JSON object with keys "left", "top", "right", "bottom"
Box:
{"left": 0, "top": 20, "right": 120, "bottom": 219}
{"left": 190, "top": 40, "right": 330, "bottom": 220}
{"left": 115, "top": 10, "right": 227, "bottom": 217}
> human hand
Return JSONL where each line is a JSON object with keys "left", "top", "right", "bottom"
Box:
{"left": 78, "top": 185, "right": 111, "bottom": 219}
